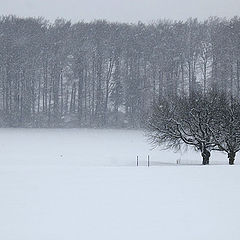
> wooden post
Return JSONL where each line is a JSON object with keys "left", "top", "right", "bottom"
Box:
{"left": 147, "top": 155, "right": 150, "bottom": 167}
{"left": 136, "top": 156, "right": 139, "bottom": 167}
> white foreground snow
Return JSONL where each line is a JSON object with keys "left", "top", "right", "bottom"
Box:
{"left": 0, "top": 129, "right": 239, "bottom": 240}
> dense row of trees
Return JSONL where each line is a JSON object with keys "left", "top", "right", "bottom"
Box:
{"left": 147, "top": 91, "right": 240, "bottom": 165}
{"left": 0, "top": 15, "right": 240, "bottom": 127}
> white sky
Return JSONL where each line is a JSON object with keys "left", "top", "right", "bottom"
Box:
{"left": 0, "top": 0, "right": 240, "bottom": 23}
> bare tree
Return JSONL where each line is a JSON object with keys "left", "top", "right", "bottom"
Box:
{"left": 147, "top": 93, "right": 219, "bottom": 165}
{"left": 209, "top": 94, "right": 240, "bottom": 164}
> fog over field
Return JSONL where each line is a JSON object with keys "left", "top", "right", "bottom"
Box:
{"left": 0, "top": 128, "right": 234, "bottom": 167}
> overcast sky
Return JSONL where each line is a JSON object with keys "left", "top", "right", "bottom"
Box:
{"left": 0, "top": 0, "right": 240, "bottom": 23}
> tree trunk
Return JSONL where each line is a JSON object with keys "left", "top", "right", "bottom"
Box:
{"left": 237, "top": 60, "right": 240, "bottom": 97}
{"left": 228, "top": 151, "right": 236, "bottom": 165}
{"left": 77, "top": 68, "right": 84, "bottom": 124}
{"left": 181, "top": 60, "right": 184, "bottom": 94}
{"left": 203, "top": 61, "right": 207, "bottom": 96}
{"left": 201, "top": 148, "right": 210, "bottom": 165}
{"left": 104, "top": 57, "right": 114, "bottom": 125}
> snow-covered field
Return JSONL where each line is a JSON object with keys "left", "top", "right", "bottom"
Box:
{"left": 0, "top": 128, "right": 235, "bottom": 167}
{"left": 0, "top": 129, "right": 239, "bottom": 240}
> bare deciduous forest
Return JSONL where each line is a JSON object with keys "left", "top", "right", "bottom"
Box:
{"left": 0, "top": 16, "right": 240, "bottom": 128}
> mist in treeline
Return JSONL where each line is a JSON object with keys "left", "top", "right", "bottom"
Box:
{"left": 0, "top": 15, "right": 240, "bottom": 128}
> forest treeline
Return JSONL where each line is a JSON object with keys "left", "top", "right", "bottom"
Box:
{"left": 0, "top": 15, "right": 240, "bottom": 127}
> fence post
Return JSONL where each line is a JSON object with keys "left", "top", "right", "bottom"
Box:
{"left": 136, "top": 156, "right": 139, "bottom": 167}
{"left": 147, "top": 155, "right": 150, "bottom": 167}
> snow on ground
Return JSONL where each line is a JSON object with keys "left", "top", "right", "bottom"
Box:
{"left": 0, "top": 129, "right": 240, "bottom": 240}
{"left": 0, "top": 128, "right": 236, "bottom": 166}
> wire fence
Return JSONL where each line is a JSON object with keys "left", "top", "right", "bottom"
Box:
{"left": 134, "top": 155, "right": 240, "bottom": 166}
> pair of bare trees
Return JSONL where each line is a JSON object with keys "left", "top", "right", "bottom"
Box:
{"left": 147, "top": 91, "right": 240, "bottom": 165}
